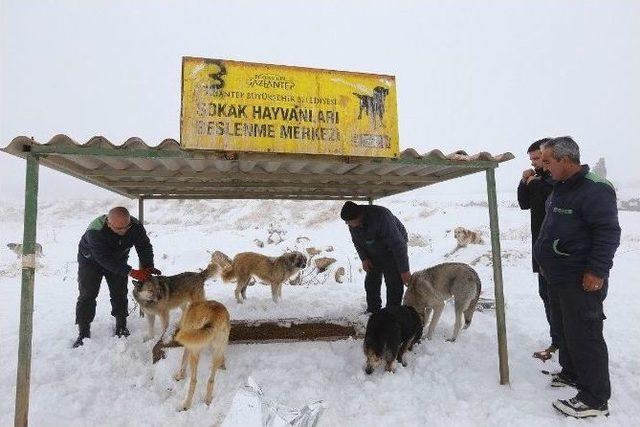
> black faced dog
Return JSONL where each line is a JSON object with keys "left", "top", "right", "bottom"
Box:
{"left": 352, "top": 86, "right": 389, "bottom": 127}
{"left": 363, "top": 305, "right": 423, "bottom": 374}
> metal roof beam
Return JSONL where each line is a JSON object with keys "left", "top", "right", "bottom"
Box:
{"left": 84, "top": 168, "right": 441, "bottom": 185}
{"left": 28, "top": 145, "right": 498, "bottom": 168}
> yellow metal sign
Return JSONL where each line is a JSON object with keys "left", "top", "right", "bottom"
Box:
{"left": 181, "top": 57, "right": 399, "bottom": 157}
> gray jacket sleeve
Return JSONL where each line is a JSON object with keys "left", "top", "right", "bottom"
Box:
{"left": 85, "top": 231, "right": 132, "bottom": 276}
{"left": 379, "top": 214, "right": 410, "bottom": 272}
{"left": 583, "top": 185, "right": 621, "bottom": 278}
{"left": 134, "top": 224, "right": 154, "bottom": 268}
{"left": 350, "top": 229, "right": 368, "bottom": 261}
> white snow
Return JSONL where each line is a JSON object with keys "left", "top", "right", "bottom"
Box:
{"left": 1, "top": 192, "right": 639, "bottom": 426}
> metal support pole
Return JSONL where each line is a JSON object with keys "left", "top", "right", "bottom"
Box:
{"left": 138, "top": 196, "right": 144, "bottom": 227}
{"left": 14, "top": 154, "right": 40, "bottom": 427}
{"left": 367, "top": 197, "right": 373, "bottom": 205}
{"left": 486, "top": 167, "right": 510, "bottom": 385}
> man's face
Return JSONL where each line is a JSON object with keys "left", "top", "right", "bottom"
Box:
{"left": 541, "top": 148, "right": 568, "bottom": 181}
{"left": 107, "top": 214, "right": 131, "bottom": 236}
{"left": 528, "top": 150, "right": 543, "bottom": 169}
{"left": 346, "top": 215, "right": 363, "bottom": 228}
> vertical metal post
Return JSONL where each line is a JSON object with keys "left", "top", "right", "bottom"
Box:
{"left": 486, "top": 167, "right": 510, "bottom": 385}
{"left": 367, "top": 197, "right": 373, "bottom": 205}
{"left": 138, "top": 196, "right": 144, "bottom": 227}
{"left": 137, "top": 196, "right": 145, "bottom": 317}
{"left": 14, "top": 154, "right": 40, "bottom": 427}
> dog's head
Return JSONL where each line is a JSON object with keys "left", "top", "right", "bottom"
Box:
{"left": 7, "top": 243, "right": 21, "bottom": 254}
{"left": 402, "top": 277, "right": 427, "bottom": 324}
{"left": 364, "top": 346, "right": 382, "bottom": 375}
{"left": 373, "top": 86, "right": 389, "bottom": 97}
{"left": 454, "top": 227, "right": 469, "bottom": 244}
{"left": 132, "top": 276, "right": 163, "bottom": 304}
{"left": 285, "top": 251, "right": 308, "bottom": 269}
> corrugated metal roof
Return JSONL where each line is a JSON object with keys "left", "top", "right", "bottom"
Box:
{"left": 2, "top": 135, "right": 514, "bottom": 200}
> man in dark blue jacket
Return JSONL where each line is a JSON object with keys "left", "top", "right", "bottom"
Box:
{"left": 533, "top": 137, "right": 620, "bottom": 418}
{"left": 341, "top": 201, "right": 410, "bottom": 313}
{"left": 517, "top": 138, "right": 558, "bottom": 360}
{"left": 73, "top": 207, "right": 159, "bottom": 348}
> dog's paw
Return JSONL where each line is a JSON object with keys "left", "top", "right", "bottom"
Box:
{"left": 143, "top": 334, "right": 154, "bottom": 343}
{"left": 446, "top": 337, "right": 457, "bottom": 343}
{"left": 173, "top": 371, "right": 185, "bottom": 381}
{"left": 178, "top": 403, "right": 190, "bottom": 412}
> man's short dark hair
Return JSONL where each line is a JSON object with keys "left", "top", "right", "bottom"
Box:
{"left": 340, "top": 201, "right": 363, "bottom": 221}
{"left": 528, "top": 138, "right": 551, "bottom": 153}
{"left": 541, "top": 136, "right": 581, "bottom": 164}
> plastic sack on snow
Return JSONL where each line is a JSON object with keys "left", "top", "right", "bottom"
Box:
{"left": 221, "top": 377, "right": 326, "bottom": 427}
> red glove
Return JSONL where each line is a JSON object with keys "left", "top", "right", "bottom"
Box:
{"left": 129, "top": 269, "right": 151, "bottom": 282}
{"left": 144, "top": 267, "right": 162, "bottom": 276}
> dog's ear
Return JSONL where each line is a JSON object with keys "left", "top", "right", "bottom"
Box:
{"left": 132, "top": 280, "right": 142, "bottom": 289}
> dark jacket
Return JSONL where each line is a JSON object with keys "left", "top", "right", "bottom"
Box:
{"left": 533, "top": 166, "right": 620, "bottom": 285}
{"left": 78, "top": 215, "right": 154, "bottom": 276}
{"left": 517, "top": 170, "right": 554, "bottom": 272}
{"left": 348, "top": 205, "right": 409, "bottom": 272}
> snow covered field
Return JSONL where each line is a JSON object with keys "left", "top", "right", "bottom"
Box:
{"left": 1, "top": 192, "right": 639, "bottom": 426}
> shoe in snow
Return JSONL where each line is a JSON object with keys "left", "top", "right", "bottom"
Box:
{"left": 553, "top": 396, "right": 609, "bottom": 418}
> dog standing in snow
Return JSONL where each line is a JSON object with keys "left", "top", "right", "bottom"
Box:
{"left": 153, "top": 299, "right": 230, "bottom": 410}
{"left": 403, "top": 262, "right": 481, "bottom": 342}
{"left": 363, "top": 305, "right": 423, "bottom": 374}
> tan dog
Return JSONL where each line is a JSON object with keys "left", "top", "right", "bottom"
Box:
{"left": 403, "top": 262, "right": 481, "bottom": 342}
{"left": 454, "top": 226, "right": 484, "bottom": 247}
{"left": 221, "top": 251, "right": 307, "bottom": 303}
{"left": 153, "top": 299, "right": 230, "bottom": 410}
{"left": 446, "top": 227, "right": 484, "bottom": 256}
{"left": 132, "top": 260, "right": 217, "bottom": 341}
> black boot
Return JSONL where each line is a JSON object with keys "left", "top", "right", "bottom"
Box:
{"left": 114, "top": 316, "right": 130, "bottom": 338}
{"left": 72, "top": 323, "right": 91, "bottom": 348}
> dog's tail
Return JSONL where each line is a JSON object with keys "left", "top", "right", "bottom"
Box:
{"left": 221, "top": 264, "right": 236, "bottom": 282}
{"left": 199, "top": 260, "right": 220, "bottom": 281}
{"left": 208, "top": 250, "right": 236, "bottom": 282}
{"left": 176, "top": 303, "right": 230, "bottom": 349}
{"left": 463, "top": 269, "right": 482, "bottom": 329}
{"left": 352, "top": 92, "right": 366, "bottom": 99}
{"left": 176, "top": 321, "right": 217, "bottom": 348}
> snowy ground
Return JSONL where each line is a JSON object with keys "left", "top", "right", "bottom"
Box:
{"left": 1, "top": 192, "right": 639, "bottom": 426}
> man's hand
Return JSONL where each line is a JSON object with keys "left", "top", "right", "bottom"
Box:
{"left": 130, "top": 268, "right": 151, "bottom": 282}
{"left": 583, "top": 271, "right": 604, "bottom": 292}
{"left": 362, "top": 259, "right": 373, "bottom": 273}
{"left": 401, "top": 271, "right": 411, "bottom": 286}
{"left": 526, "top": 175, "right": 540, "bottom": 185}
{"left": 522, "top": 169, "right": 535, "bottom": 182}
{"left": 144, "top": 267, "right": 162, "bottom": 276}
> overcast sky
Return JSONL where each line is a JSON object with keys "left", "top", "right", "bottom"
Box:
{"left": 1, "top": 0, "right": 639, "bottom": 203}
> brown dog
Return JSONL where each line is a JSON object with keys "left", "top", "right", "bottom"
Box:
{"left": 446, "top": 227, "right": 484, "bottom": 257}
{"left": 221, "top": 251, "right": 307, "bottom": 303}
{"left": 153, "top": 299, "right": 230, "bottom": 410}
{"left": 132, "top": 260, "right": 218, "bottom": 341}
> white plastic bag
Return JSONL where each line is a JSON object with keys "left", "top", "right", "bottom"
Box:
{"left": 222, "top": 377, "right": 326, "bottom": 427}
